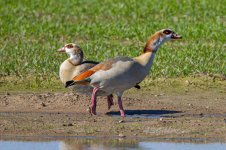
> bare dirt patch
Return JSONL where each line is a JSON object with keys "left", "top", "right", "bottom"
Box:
{"left": 0, "top": 83, "right": 226, "bottom": 139}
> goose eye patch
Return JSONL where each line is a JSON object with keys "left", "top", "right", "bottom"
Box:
{"left": 66, "top": 44, "right": 74, "bottom": 48}
{"left": 163, "top": 30, "right": 172, "bottom": 35}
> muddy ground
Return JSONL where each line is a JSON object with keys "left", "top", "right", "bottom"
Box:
{"left": 0, "top": 78, "right": 226, "bottom": 140}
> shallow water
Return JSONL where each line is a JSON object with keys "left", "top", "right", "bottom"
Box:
{"left": 1, "top": 137, "right": 226, "bottom": 150}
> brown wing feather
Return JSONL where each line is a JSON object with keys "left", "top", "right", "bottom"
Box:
{"left": 73, "top": 70, "right": 95, "bottom": 81}
{"left": 72, "top": 60, "right": 115, "bottom": 81}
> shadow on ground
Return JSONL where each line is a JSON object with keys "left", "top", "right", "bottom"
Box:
{"left": 106, "top": 110, "right": 181, "bottom": 117}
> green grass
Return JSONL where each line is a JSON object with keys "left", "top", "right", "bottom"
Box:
{"left": 0, "top": 0, "right": 225, "bottom": 90}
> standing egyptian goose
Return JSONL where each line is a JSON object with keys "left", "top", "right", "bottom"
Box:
{"left": 66, "top": 29, "right": 182, "bottom": 117}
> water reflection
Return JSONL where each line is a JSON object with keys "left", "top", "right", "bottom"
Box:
{"left": 60, "top": 138, "right": 141, "bottom": 150}
{"left": 0, "top": 137, "right": 226, "bottom": 150}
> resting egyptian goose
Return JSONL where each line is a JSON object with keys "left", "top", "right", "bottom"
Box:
{"left": 58, "top": 43, "right": 98, "bottom": 93}
{"left": 59, "top": 43, "right": 116, "bottom": 109}
{"left": 66, "top": 29, "right": 182, "bottom": 117}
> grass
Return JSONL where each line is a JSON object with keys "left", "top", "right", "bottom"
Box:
{"left": 0, "top": 0, "right": 225, "bottom": 91}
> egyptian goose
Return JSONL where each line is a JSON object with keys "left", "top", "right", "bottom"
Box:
{"left": 66, "top": 29, "right": 182, "bottom": 117}
{"left": 58, "top": 43, "right": 99, "bottom": 93}
{"left": 58, "top": 43, "right": 116, "bottom": 109}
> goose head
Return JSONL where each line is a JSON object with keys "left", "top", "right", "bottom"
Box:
{"left": 58, "top": 43, "right": 84, "bottom": 65}
{"left": 160, "top": 29, "right": 182, "bottom": 40}
{"left": 144, "top": 29, "right": 182, "bottom": 53}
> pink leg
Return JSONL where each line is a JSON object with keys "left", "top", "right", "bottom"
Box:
{"left": 117, "top": 96, "right": 125, "bottom": 117}
{"left": 107, "top": 94, "right": 114, "bottom": 110}
{"left": 91, "top": 87, "right": 99, "bottom": 115}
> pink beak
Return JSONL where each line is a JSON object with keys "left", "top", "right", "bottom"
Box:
{"left": 57, "top": 47, "right": 66, "bottom": 52}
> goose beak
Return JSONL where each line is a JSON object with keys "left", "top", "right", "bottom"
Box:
{"left": 171, "top": 33, "right": 182, "bottom": 39}
{"left": 57, "top": 47, "right": 65, "bottom": 52}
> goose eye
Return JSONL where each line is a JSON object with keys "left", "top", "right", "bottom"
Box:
{"left": 66, "top": 44, "right": 73, "bottom": 48}
{"left": 163, "top": 30, "right": 172, "bottom": 35}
